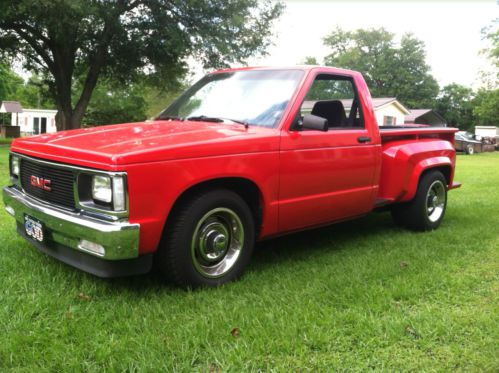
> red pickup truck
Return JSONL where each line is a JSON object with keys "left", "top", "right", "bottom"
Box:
{"left": 3, "top": 66, "right": 460, "bottom": 287}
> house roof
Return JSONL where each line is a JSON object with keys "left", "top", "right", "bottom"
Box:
{"left": 0, "top": 101, "right": 23, "bottom": 113}
{"left": 21, "top": 108, "right": 58, "bottom": 114}
{"left": 370, "top": 97, "right": 396, "bottom": 107}
{"left": 405, "top": 109, "right": 446, "bottom": 124}
{"left": 371, "top": 97, "right": 410, "bottom": 114}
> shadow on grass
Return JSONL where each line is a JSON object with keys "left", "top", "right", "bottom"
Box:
{"left": 7, "top": 209, "right": 468, "bottom": 296}
{"left": 85, "top": 211, "right": 404, "bottom": 293}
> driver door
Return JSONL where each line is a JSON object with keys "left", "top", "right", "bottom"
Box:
{"left": 278, "top": 73, "right": 379, "bottom": 232}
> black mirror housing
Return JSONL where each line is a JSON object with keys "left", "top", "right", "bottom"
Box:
{"left": 301, "top": 114, "right": 328, "bottom": 131}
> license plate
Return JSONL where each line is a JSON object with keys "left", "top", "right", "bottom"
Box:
{"left": 24, "top": 215, "right": 44, "bottom": 242}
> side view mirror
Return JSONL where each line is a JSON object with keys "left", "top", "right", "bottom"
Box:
{"left": 301, "top": 114, "right": 328, "bottom": 131}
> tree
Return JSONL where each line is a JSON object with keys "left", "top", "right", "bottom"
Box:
{"left": 80, "top": 79, "right": 148, "bottom": 126}
{"left": 18, "top": 74, "right": 55, "bottom": 109}
{"left": 302, "top": 56, "right": 319, "bottom": 65}
{"left": 0, "top": 0, "right": 283, "bottom": 130}
{"left": 435, "top": 84, "right": 475, "bottom": 131}
{"left": 473, "top": 20, "right": 499, "bottom": 127}
{"left": 473, "top": 89, "right": 499, "bottom": 126}
{"left": 0, "top": 61, "right": 54, "bottom": 116}
{"left": 0, "top": 61, "right": 24, "bottom": 103}
{"left": 478, "top": 19, "right": 499, "bottom": 89}
{"left": 322, "top": 27, "right": 439, "bottom": 108}
{"left": 482, "top": 19, "right": 499, "bottom": 69}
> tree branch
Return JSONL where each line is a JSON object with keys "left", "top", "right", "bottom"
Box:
{"left": 11, "top": 28, "right": 55, "bottom": 73}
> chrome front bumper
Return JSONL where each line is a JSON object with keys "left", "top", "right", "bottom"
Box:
{"left": 3, "top": 186, "right": 151, "bottom": 277}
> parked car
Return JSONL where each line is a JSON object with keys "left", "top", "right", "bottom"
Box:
{"left": 3, "top": 66, "right": 461, "bottom": 287}
{"left": 454, "top": 131, "right": 482, "bottom": 154}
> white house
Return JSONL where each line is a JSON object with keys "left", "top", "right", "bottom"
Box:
{"left": 371, "top": 97, "right": 410, "bottom": 126}
{"left": 12, "top": 108, "right": 58, "bottom": 135}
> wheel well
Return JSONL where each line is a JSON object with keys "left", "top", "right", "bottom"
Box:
{"left": 421, "top": 165, "right": 451, "bottom": 185}
{"left": 166, "top": 178, "right": 263, "bottom": 234}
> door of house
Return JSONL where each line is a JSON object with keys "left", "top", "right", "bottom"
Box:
{"left": 33, "top": 118, "right": 40, "bottom": 135}
{"left": 41, "top": 117, "right": 47, "bottom": 133}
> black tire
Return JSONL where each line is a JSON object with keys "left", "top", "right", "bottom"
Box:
{"left": 391, "top": 170, "right": 447, "bottom": 231}
{"left": 156, "top": 189, "right": 255, "bottom": 288}
{"left": 465, "top": 144, "right": 474, "bottom": 155}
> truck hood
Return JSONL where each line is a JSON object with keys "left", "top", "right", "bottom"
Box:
{"left": 11, "top": 120, "right": 280, "bottom": 170}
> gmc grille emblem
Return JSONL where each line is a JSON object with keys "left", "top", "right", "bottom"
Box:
{"left": 30, "top": 175, "right": 52, "bottom": 191}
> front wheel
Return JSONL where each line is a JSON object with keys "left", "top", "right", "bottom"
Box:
{"left": 391, "top": 170, "right": 448, "bottom": 231}
{"left": 156, "top": 189, "right": 255, "bottom": 288}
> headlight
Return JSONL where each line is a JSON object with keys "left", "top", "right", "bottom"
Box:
{"left": 10, "top": 155, "right": 20, "bottom": 177}
{"left": 92, "top": 175, "right": 112, "bottom": 203}
{"left": 91, "top": 174, "right": 126, "bottom": 211}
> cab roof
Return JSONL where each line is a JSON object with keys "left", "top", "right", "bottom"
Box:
{"left": 210, "top": 65, "right": 360, "bottom": 77}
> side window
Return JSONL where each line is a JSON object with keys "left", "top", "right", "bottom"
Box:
{"left": 300, "top": 74, "right": 364, "bottom": 129}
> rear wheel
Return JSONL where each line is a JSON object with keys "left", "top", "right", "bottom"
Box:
{"left": 391, "top": 170, "right": 447, "bottom": 231}
{"left": 157, "top": 189, "right": 255, "bottom": 288}
{"left": 465, "top": 144, "right": 474, "bottom": 155}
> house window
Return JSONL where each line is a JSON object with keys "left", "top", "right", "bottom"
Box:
{"left": 383, "top": 116, "right": 395, "bottom": 126}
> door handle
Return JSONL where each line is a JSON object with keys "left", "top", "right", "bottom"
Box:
{"left": 357, "top": 136, "right": 371, "bottom": 143}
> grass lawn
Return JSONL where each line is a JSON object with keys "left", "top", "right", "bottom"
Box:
{"left": 0, "top": 146, "right": 498, "bottom": 371}
{"left": 0, "top": 138, "right": 14, "bottom": 145}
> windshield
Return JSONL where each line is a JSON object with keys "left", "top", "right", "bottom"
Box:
{"left": 158, "top": 69, "right": 304, "bottom": 128}
{"left": 458, "top": 132, "right": 474, "bottom": 140}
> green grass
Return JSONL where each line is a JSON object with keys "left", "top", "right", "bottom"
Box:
{"left": 0, "top": 137, "right": 14, "bottom": 145}
{"left": 0, "top": 147, "right": 498, "bottom": 371}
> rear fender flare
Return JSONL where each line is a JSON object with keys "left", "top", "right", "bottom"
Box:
{"left": 402, "top": 156, "right": 452, "bottom": 202}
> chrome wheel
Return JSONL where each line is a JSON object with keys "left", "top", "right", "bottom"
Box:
{"left": 191, "top": 207, "right": 244, "bottom": 278}
{"left": 426, "top": 180, "right": 446, "bottom": 223}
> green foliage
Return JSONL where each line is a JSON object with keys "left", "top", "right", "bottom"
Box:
{"left": 18, "top": 74, "right": 55, "bottom": 109}
{"left": 482, "top": 19, "right": 499, "bottom": 69}
{"left": 0, "top": 62, "right": 55, "bottom": 124}
{"left": 144, "top": 86, "right": 185, "bottom": 119}
{"left": 473, "top": 88, "right": 499, "bottom": 126}
{"left": 0, "top": 137, "right": 13, "bottom": 144}
{"left": 0, "top": 62, "right": 23, "bottom": 102}
{"left": 80, "top": 80, "right": 148, "bottom": 126}
{"left": 322, "top": 27, "right": 439, "bottom": 108}
{"left": 436, "top": 84, "right": 475, "bottom": 131}
{"left": 0, "top": 0, "right": 284, "bottom": 129}
{"left": 302, "top": 56, "right": 319, "bottom": 65}
{"left": 0, "top": 147, "right": 498, "bottom": 370}
{"left": 304, "top": 79, "right": 354, "bottom": 101}
{"left": 479, "top": 19, "right": 499, "bottom": 89}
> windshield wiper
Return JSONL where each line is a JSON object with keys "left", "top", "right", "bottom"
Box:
{"left": 187, "top": 115, "right": 223, "bottom": 123}
{"left": 158, "top": 115, "right": 184, "bottom": 121}
{"left": 187, "top": 115, "right": 249, "bottom": 128}
{"left": 222, "top": 117, "right": 249, "bottom": 128}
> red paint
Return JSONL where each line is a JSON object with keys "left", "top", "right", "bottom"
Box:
{"left": 10, "top": 66, "right": 458, "bottom": 255}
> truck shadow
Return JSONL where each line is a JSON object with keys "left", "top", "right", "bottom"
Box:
{"left": 251, "top": 211, "right": 398, "bottom": 270}
{"left": 104, "top": 211, "right": 402, "bottom": 292}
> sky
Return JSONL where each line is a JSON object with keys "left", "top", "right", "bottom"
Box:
{"left": 243, "top": 0, "right": 498, "bottom": 89}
